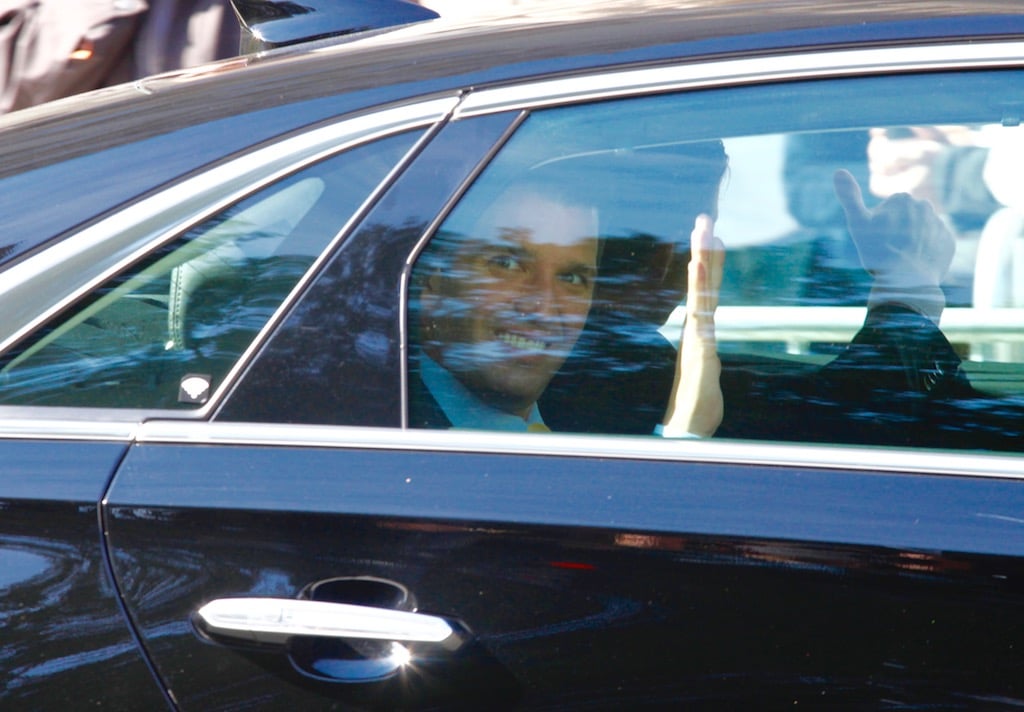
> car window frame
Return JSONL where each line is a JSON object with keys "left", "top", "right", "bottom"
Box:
{"left": 0, "top": 95, "right": 460, "bottom": 422}
{"left": 214, "top": 110, "right": 526, "bottom": 427}
{"left": 7, "top": 40, "right": 1024, "bottom": 482}
{"left": 383, "top": 39, "right": 1024, "bottom": 473}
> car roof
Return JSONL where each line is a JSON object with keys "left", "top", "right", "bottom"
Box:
{"left": 3, "top": 0, "right": 1022, "bottom": 167}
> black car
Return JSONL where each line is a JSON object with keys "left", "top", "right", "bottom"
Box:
{"left": 1, "top": 0, "right": 1023, "bottom": 708}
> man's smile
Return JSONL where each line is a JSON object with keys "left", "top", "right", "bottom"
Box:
{"left": 497, "top": 330, "right": 551, "bottom": 352}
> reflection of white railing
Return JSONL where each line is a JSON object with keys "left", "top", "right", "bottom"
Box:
{"left": 663, "top": 306, "right": 1024, "bottom": 359}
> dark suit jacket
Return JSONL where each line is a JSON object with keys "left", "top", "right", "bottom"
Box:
{"left": 540, "top": 304, "right": 1011, "bottom": 449}
{"left": 414, "top": 306, "right": 1021, "bottom": 450}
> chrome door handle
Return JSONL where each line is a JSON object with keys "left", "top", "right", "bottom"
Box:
{"left": 195, "top": 597, "right": 464, "bottom": 651}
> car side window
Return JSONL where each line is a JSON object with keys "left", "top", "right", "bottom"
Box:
{"left": 0, "top": 131, "right": 417, "bottom": 409}
{"left": 408, "top": 70, "right": 1024, "bottom": 452}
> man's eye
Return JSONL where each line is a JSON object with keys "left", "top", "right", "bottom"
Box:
{"left": 488, "top": 254, "right": 523, "bottom": 272}
{"left": 560, "top": 272, "right": 589, "bottom": 287}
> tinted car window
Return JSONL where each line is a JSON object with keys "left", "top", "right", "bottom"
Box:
{"left": 408, "top": 70, "right": 1024, "bottom": 452}
{"left": 0, "top": 131, "right": 416, "bottom": 409}
{"left": 216, "top": 112, "right": 520, "bottom": 426}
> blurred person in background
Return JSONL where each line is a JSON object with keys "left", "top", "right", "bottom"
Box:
{"left": 0, "top": 0, "right": 238, "bottom": 113}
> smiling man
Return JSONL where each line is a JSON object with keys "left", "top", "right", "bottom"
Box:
{"left": 412, "top": 185, "right": 601, "bottom": 431}
{"left": 408, "top": 172, "right": 724, "bottom": 436}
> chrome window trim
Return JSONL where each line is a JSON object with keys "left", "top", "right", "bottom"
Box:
{"left": 0, "top": 95, "right": 460, "bottom": 355}
{"left": 135, "top": 420, "right": 1024, "bottom": 482}
{"left": 0, "top": 416, "right": 136, "bottom": 442}
{"left": 454, "top": 41, "right": 1024, "bottom": 117}
{"left": 5, "top": 414, "right": 1020, "bottom": 478}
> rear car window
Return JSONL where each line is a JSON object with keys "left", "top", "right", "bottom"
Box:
{"left": 0, "top": 131, "right": 416, "bottom": 409}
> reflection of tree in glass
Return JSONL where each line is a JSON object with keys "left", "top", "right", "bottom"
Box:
{"left": 221, "top": 222, "right": 421, "bottom": 427}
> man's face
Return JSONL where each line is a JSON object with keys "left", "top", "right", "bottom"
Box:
{"left": 420, "top": 190, "right": 598, "bottom": 417}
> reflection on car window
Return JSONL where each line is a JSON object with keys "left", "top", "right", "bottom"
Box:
{"left": 408, "top": 70, "right": 1024, "bottom": 452}
{"left": 0, "top": 131, "right": 417, "bottom": 409}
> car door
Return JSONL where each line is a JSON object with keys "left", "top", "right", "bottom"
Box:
{"left": 0, "top": 97, "right": 456, "bottom": 707}
{"left": 106, "top": 51, "right": 1024, "bottom": 709}
{"left": 0, "top": 420, "right": 172, "bottom": 708}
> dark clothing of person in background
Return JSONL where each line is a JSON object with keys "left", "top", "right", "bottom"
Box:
{"left": 0, "top": 0, "right": 238, "bottom": 113}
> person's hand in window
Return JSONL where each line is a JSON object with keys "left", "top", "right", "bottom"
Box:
{"left": 834, "top": 168, "right": 955, "bottom": 323}
{"left": 661, "top": 214, "right": 725, "bottom": 438}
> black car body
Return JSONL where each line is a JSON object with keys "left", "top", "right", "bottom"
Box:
{"left": 1, "top": 1, "right": 1023, "bottom": 708}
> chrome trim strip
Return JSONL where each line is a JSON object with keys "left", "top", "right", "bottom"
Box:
{"left": 136, "top": 420, "right": 1024, "bottom": 481}
{"left": 0, "top": 96, "right": 460, "bottom": 354}
{"left": 0, "top": 416, "right": 136, "bottom": 441}
{"left": 455, "top": 41, "right": 1024, "bottom": 117}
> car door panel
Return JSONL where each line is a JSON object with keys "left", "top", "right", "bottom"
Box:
{"left": 76, "top": 49, "right": 1024, "bottom": 711}
{"left": 0, "top": 436, "right": 169, "bottom": 709}
{"left": 105, "top": 434, "right": 1024, "bottom": 709}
